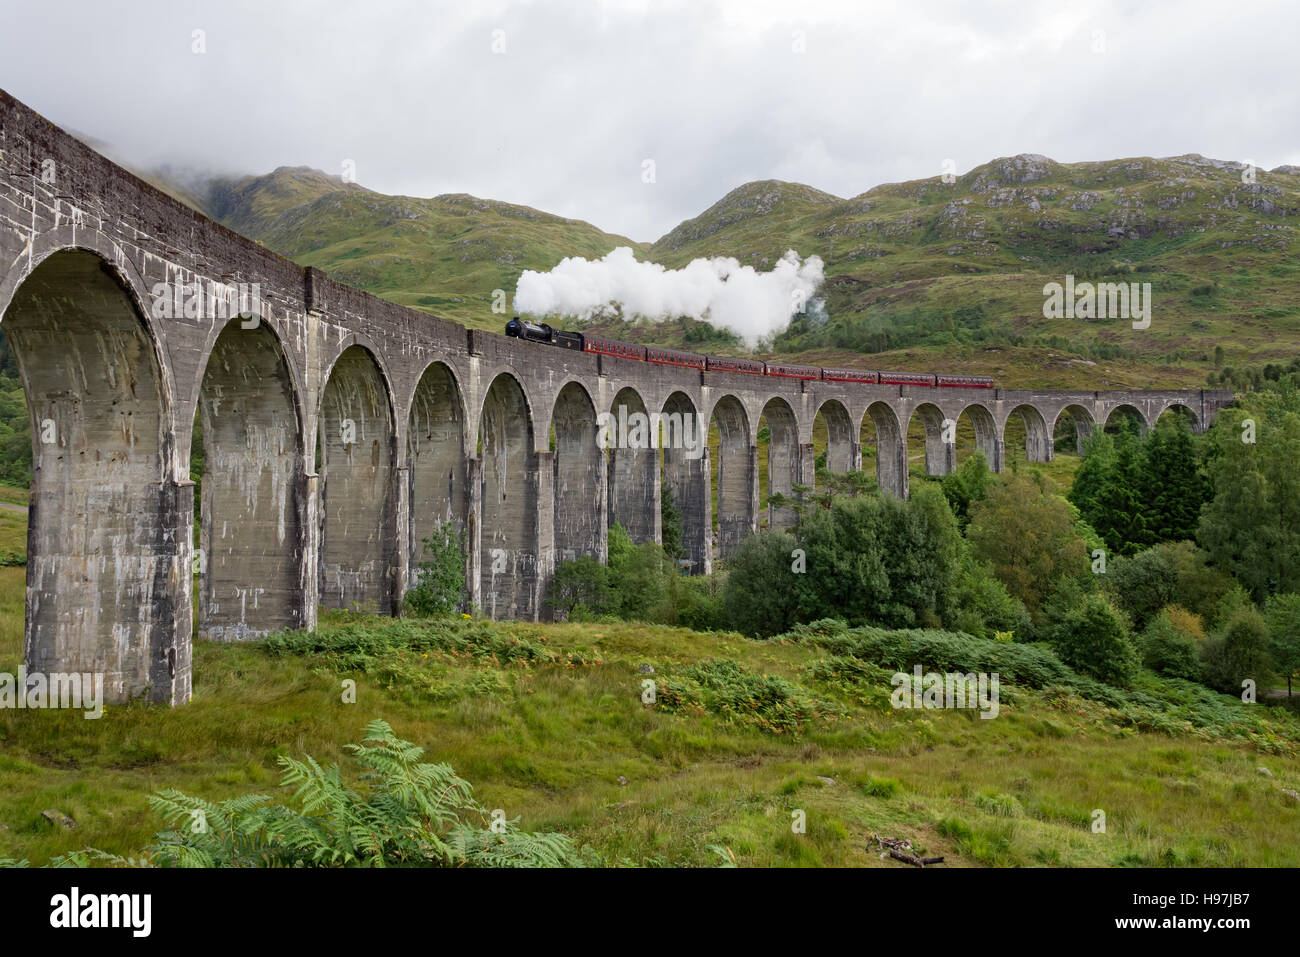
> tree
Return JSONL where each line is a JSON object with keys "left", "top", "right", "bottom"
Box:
{"left": 720, "top": 530, "right": 806, "bottom": 637}
{"left": 1199, "top": 397, "right": 1300, "bottom": 601}
{"left": 606, "top": 523, "right": 668, "bottom": 620}
{"left": 1201, "top": 605, "right": 1274, "bottom": 694}
{"left": 1068, "top": 431, "right": 1115, "bottom": 525}
{"left": 1092, "top": 423, "right": 1147, "bottom": 554}
{"left": 1139, "top": 419, "right": 1208, "bottom": 544}
{"left": 1140, "top": 609, "right": 1201, "bottom": 681}
{"left": 545, "top": 556, "right": 611, "bottom": 620}
{"left": 968, "top": 472, "right": 1089, "bottom": 621}
{"left": 1104, "top": 547, "right": 1178, "bottom": 631}
{"left": 940, "top": 451, "right": 992, "bottom": 531}
{"left": 1264, "top": 593, "right": 1300, "bottom": 695}
{"left": 1049, "top": 592, "right": 1139, "bottom": 685}
{"left": 660, "top": 486, "right": 684, "bottom": 561}
{"left": 403, "top": 523, "right": 467, "bottom": 617}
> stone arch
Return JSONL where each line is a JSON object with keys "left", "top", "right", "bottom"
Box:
{"left": 1053, "top": 404, "right": 1095, "bottom": 454}
{"left": 865, "top": 401, "right": 906, "bottom": 497}
{"left": 479, "top": 373, "right": 541, "bottom": 619}
{"left": 711, "top": 394, "right": 755, "bottom": 556}
{"left": 956, "top": 402, "right": 1001, "bottom": 472}
{"left": 1, "top": 247, "right": 185, "bottom": 703}
{"left": 761, "top": 396, "right": 800, "bottom": 531}
{"left": 195, "top": 317, "right": 308, "bottom": 644}
{"left": 1156, "top": 402, "right": 1200, "bottom": 432}
{"left": 607, "top": 386, "right": 658, "bottom": 545}
{"left": 1002, "top": 403, "right": 1053, "bottom": 464}
{"left": 907, "top": 401, "right": 953, "bottom": 477}
{"left": 815, "top": 399, "right": 856, "bottom": 475}
{"left": 1104, "top": 403, "right": 1149, "bottom": 435}
{"left": 317, "top": 345, "right": 398, "bottom": 614}
{"left": 661, "top": 391, "right": 710, "bottom": 574}
{"left": 407, "top": 360, "right": 468, "bottom": 575}
{"left": 552, "top": 381, "right": 605, "bottom": 564}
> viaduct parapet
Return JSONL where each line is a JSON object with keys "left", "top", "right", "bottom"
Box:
{"left": 0, "top": 90, "right": 1234, "bottom": 704}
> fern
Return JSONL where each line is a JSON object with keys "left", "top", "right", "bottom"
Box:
{"left": 143, "top": 718, "right": 583, "bottom": 868}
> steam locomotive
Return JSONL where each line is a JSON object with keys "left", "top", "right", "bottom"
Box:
{"left": 504, "top": 318, "right": 994, "bottom": 388}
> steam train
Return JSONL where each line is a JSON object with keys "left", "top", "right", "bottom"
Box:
{"left": 505, "top": 318, "right": 994, "bottom": 389}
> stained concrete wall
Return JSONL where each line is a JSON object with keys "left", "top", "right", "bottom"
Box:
{"left": 318, "top": 345, "right": 397, "bottom": 614}
{"left": 198, "top": 321, "right": 307, "bottom": 641}
{"left": 0, "top": 88, "right": 1236, "bottom": 703}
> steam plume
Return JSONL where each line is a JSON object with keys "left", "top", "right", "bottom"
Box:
{"left": 513, "top": 247, "right": 824, "bottom": 346}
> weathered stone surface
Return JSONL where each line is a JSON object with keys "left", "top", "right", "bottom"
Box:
{"left": 0, "top": 89, "right": 1234, "bottom": 705}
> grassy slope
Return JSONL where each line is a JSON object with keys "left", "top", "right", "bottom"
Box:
{"left": 1, "top": 589, "right": 1297, "bottom": 868}
{"left": 180, "top": 155, "right": 1300, "bottom": 389}
{"left": 199, "top": 167, "right": 645, "bottom": 326}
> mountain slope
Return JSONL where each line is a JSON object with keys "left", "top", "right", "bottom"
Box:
{"left": 142, "top": 153, "right": 1300, "bottom": 388}
{"left": 193, "top": 168, "right": 644, "bottom": 326}
{"left": 635, "top": 154, "right": 1300, "bottom": 387}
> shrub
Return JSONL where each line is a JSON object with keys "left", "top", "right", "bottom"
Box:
{"left": 720, "top": 530, "right": 805, "bottom": 637}
{"left": 1141, "top": 611, "right": 1201, "bottom": 680}
{"left": 1202, "top": 606, "right": 1274, "bottom": 694}
{"left": 789, "top": 624, "right": 1075, "bottom": 688}
{"left": 668, "top": 573, "right": 726, "bottom": 631}
{"left": 403, "top": 522, "right": 466, "bottom": 617}
{"left": 1048, "top": 593, "right": 1139, "bottom": 685}
{"left": 1162, "top": 604, "right": 1206, "bottom": 643}
{"left": 1105, "top": 547, "right": 1177, "bottom": 631}
{"left": 606, "top": 524, "right": 668, "bottom": 620}
{"left": 657, "top": 659, "right": 840, "bottom": 734}
{"left": 968, "top": 472, "right": 1089, "bottom": 620}
{"left": 545, "top": 556, "right": 612, "bottom": 620}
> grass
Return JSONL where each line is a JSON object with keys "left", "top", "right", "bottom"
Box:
{"left": 1, "top": 589, "right": 1298, "bottom": 867}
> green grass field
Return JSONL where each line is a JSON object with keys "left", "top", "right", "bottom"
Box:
{"left": 1, "top": 576, "right": 1298, "bottom": 868}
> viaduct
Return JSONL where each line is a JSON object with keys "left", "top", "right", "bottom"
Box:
{"left": 0, "top": 90, "right": 1234, "bottom": 705}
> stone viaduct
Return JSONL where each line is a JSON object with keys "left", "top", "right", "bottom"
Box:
{"left": 0, "top": 90, "right": 1234, "bottom": 705}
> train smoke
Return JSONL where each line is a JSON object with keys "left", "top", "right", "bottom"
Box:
{"left": 513, "top": 246, "right": 824, "bottom": 346}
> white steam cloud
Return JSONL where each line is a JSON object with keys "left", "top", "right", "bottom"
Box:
{"left": 513, "top": 247, "right": 824, "bottom": 346}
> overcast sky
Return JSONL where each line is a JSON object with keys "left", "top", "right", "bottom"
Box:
{"left": 1, "top": 0, "right": 1296, "bottom": 241}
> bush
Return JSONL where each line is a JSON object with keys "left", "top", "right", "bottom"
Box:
{"left": 947, "top": 550, "right": 1032, "bottom": 640}
{"left": 1105, "top": 547, "right": 1177, "bottom": 631}
{"left": 1048, "top": 593, "right": 1139, "bottom": 685}
{"left": 1162, "top": 604, "right": 1206, "bottom": 643}
{"left": 1141, "top": 610, "right": 1201, "bottom": 680}
{"left": 720, "top": 530, "right": 805, "bottom": 637}
{"left": 606, "top": 524, "right": 668, "bottom": 620}
{"left": 545, "top": 556, "right": 612, "bottom": 620}
{"left": 668, "top": 573, "right": 726, "bottom": 631}
{"left": 1202, "top": 606, "right": 1274, "bottom": 694}
{"left": 789, "top": 623, "right": 1076, "bottom": 688}
{"left": 403, "top": 523, "right": 466, "bottom": 617}
{"left": 968, "top": 472, "right": 1089, "bottom": 620}
{"left": 657, "top": 659, "right": 841, "bottom": 734}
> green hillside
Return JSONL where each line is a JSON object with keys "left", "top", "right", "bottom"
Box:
{"left": 198, "top": 167, "right": 645, "bottom": 324}
{"left": 645, "top": 156, "right": 1300, "bottom": 387}
{"left": 171, "top": 154, "right": 1300, "bottom": 390}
